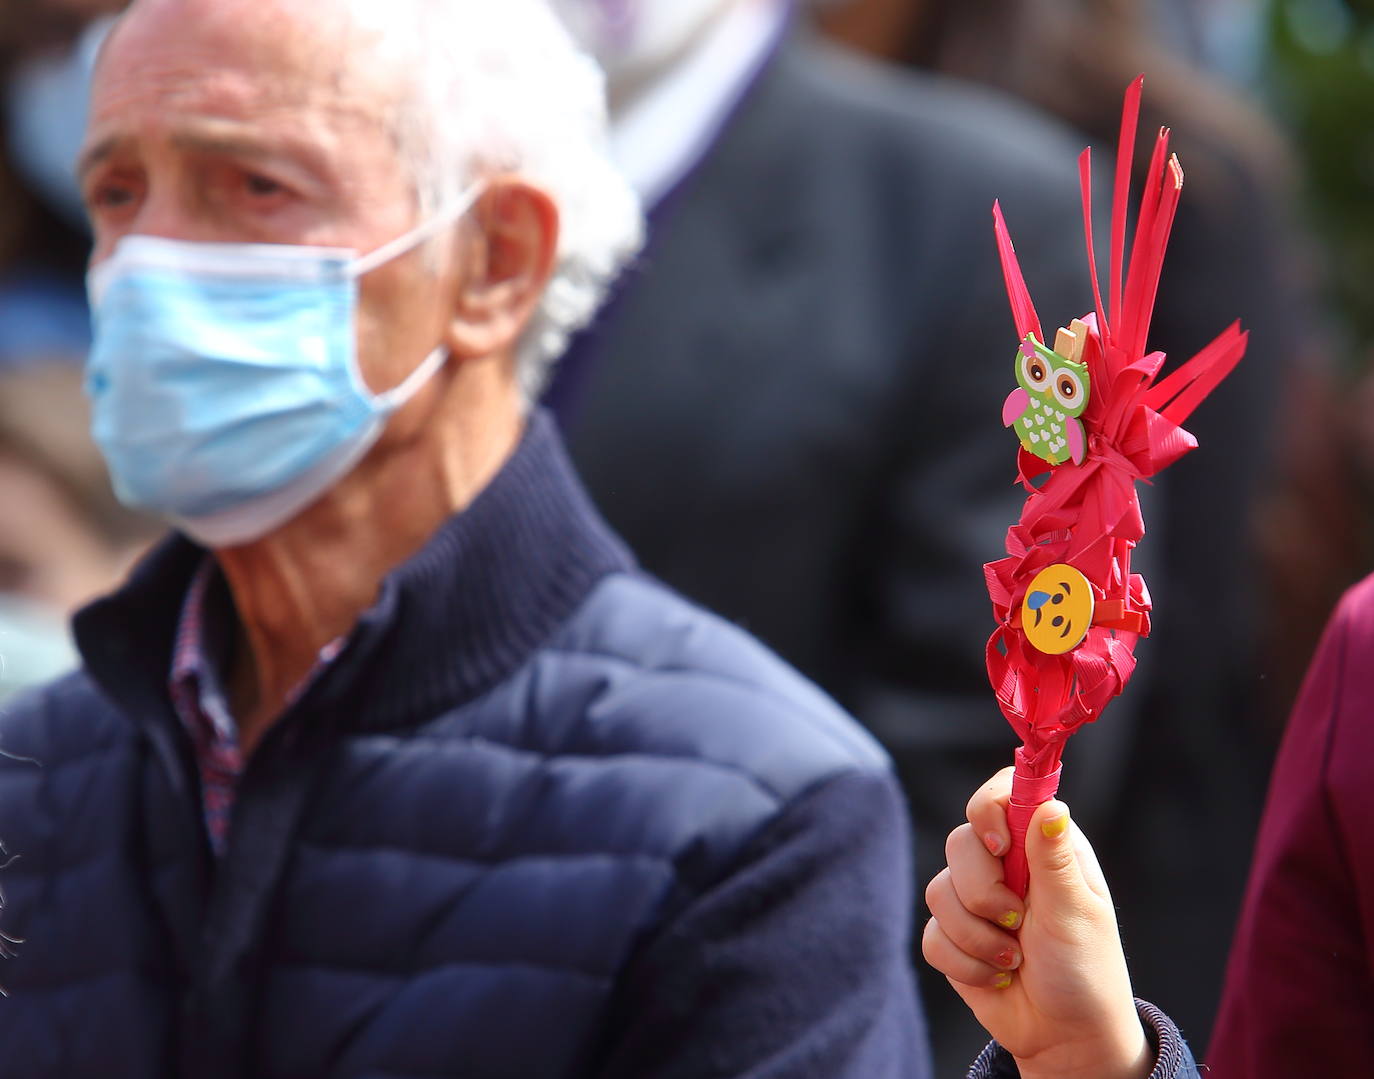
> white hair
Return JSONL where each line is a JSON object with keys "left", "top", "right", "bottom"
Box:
{"left": 379, "top": 0, "right": 644, "bottom": 402}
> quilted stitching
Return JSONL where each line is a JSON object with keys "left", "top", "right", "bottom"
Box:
{"left": 0, "top": 573, "right": 890, "bottom": 1079}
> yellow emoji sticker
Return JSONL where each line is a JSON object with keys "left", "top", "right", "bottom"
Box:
{"left": 1021, "top": 564, "right": 1095, "bottom": 655}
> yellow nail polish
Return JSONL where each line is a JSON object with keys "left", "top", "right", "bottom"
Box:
{"left": 997, "top": 910, "right": 1021, "bottom": 931}
{"left": 992, "top": 972, "right": 1013, "bottom": 990}
{"left": 1041, "top": 814, "right": 1069, "bottom": 839}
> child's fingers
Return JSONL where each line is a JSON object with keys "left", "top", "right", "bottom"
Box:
{"left": 941, "top": 823, "right": 1025, "bottom": 931}
{"left": 965, "top": 766, "right": 1015, "bottom": 858}
{"left": 925, "top": 867, "right": 1023, "bottom": 972}
{"left": 922, "top": 913, "right": 1017, "bottom": 991}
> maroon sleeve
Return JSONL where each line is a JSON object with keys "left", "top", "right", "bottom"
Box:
{"left": 1207, "top": 575, "right": 1374, "bottom": 1076}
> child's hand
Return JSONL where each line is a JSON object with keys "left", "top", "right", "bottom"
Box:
{"left": 921, "top": 768, "right": 1151, "bottom": 1079}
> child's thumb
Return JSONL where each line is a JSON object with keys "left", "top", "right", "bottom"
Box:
{"left": 1024, "top": 800, "right": 1089, "bottom": 910}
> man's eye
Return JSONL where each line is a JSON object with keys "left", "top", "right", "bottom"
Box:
{"left": 244, "top": 174, "right": 285, "bottom": 197}
{"left": 91, "top": 185, "right": 135, "bottom": 209}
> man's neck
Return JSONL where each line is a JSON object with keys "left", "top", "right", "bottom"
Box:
{"left": 215, "top": 369, "right": 524, "bottom": 756}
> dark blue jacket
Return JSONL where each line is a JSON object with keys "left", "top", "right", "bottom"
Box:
{"left": 0, "top": 412, "right": 928, "bottom": 1078}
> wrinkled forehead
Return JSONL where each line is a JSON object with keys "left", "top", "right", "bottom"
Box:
{"left": 92, "top": 0, "right": 406, "bottom": 129}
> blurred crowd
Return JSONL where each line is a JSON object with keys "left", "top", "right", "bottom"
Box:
{"left": 0, "top": 0, "right": 157, "bottom": 704}
{"left": 0, "top": 0, "right": 1369, "bottom": 1072}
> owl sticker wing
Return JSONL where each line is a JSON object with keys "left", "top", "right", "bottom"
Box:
{"left": 1002, "top": 386, "right": 1030, "bottom": 427}
{"left": 1066, "top": 415, "right": 1086, "bottom": 465}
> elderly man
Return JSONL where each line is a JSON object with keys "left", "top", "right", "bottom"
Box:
{"left": 0, "top": 1, "right": 927, "bottom": 1076}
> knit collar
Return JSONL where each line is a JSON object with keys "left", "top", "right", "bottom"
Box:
{"left": 74, "top": 409, "right": 635, "bottom": 738}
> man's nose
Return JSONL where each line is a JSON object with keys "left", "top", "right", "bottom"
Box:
{"left": 129, "top": 189, "right": 210, "bottom": 243}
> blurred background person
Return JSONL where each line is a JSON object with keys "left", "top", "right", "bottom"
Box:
{"left": 1262, "top": 0, "right": 1374, "bottom": 727}
{"left": 1, "top": 6, "right": 121, "bottom": 370}
{"left": 0, "top": 5, "right": 151, "bottom": 700}
{"left": 545, "top": 0, "right": 1153, "bottom": 1067}
{"left": 0, "top": 0, "right": 124, "bottom": 53}
{"left": 0, "top": 364, "right": 156, "bottom": 699}
{"left": 818, "top": 0, "right": 1354, "bottom": 1056}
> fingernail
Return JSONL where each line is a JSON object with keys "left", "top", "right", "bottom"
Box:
{"left": 983, "top": 832, "right": 1005, "bottom": 856}
{"left": 992, "top": 972, "right": 1013, "bottom": 990}
{"left": 1041, "top": 813, "right": 1069, "bottom": 840}
{"left": 997, "top": 910, "right": 1021, "bottom": 931}
{"left": 994, "top": 948, "right": 1020, "bottom": 970}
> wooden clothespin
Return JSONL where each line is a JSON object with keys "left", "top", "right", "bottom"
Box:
{"left": 1055, "top": 318, "right": 1090, "bottom": 365}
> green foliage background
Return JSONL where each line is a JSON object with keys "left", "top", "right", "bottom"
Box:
{"left": 1270, "top": 0, "right": 1374, "bottom": 363}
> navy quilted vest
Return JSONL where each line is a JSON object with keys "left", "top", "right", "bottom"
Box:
{"left": 0, "top": 413, "right": 925, "bottom": 1078}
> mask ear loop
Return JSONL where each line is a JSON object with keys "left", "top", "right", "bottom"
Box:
{"left": 349, "top": 180, "right": 487, "bottom": 278}
{"left": 373, "top": 345, "right": 450, "bottom": 413}
{"left": 353, "top": 179, "right": 489, "bottom": 413}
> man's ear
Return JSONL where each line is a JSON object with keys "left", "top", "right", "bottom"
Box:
{"left": 444, "top": 178, "right": 560, "bottom": 362}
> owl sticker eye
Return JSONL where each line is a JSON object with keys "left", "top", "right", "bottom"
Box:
{"left": 1021, "top": 348, "right": 1051, "bottom": 391}
{"left": 1053, "top": 368, "right": 1085, "bottom": 410}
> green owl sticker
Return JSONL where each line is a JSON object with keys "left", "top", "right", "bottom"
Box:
{"left": 1001, "top": 320, "right": 1091, "bottom": 466}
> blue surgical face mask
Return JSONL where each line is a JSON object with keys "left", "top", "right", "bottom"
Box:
{"left": 85, "top": 183, "right": 484, "bottom": 548}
